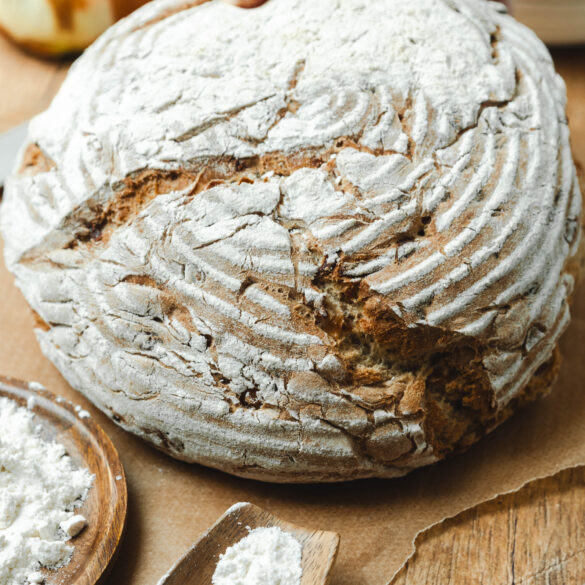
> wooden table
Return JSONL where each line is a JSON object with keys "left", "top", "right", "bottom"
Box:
{"left": 1, "top": 30, "right": 585, "bottom": 585}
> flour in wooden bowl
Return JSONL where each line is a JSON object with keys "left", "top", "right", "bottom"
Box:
{"left": 0, "top": 397, "right": 94, "bottom": 585}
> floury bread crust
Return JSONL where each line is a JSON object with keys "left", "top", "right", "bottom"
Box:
{"left": 1, "top": 0, "right": 582, "bottom": 482}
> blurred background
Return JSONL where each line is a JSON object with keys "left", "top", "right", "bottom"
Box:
{"left": 513, "top": 0, "right": 585, "bottom": 45}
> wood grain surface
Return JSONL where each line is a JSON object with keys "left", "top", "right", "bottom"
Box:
{"left": 511, "top": 1, "right": 585, "bottom": 45}
{"left": 0, "top": 376, "right": 127, "bottom": 585}
{"left": 158, "top": 503, "right": 339, "bottom": 585}
{"left": 0, "top": 25, "right": 584, "bottom": 585}
{"left": 0, "top": 35, "right": 68, "bottom": 133}
{"left": 390, "top": 465, "right": 585, "bottom": 585}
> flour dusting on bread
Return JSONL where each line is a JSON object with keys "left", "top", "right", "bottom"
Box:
{"left": 1, "top": 0, "right": 581, "bottom": 481}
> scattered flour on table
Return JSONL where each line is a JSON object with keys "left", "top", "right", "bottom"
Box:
{"left": 0, "top": 397, "right": 94, "bottom": 585}
{"left": 212, "top": 526, "right": 302, "bottom": 585}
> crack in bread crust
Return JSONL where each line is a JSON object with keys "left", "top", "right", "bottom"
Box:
{"left": 17, "top": 137, "right": 416, "bottom": 264}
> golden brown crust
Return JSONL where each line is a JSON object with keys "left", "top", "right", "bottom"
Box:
{"left": 18, "top": 144, "right": 56, "bottom": 176}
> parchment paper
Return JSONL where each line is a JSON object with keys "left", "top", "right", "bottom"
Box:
{"left": 0, "top": 49, "right": 583, "bottom": 585}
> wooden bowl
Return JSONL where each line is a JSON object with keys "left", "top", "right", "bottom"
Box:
{"left": 0, "top": 375, "right": 127, "bottom": 585}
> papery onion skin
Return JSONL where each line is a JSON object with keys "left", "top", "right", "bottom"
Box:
{"left": 0, "top": 0, "right": 148, "bottom": 57}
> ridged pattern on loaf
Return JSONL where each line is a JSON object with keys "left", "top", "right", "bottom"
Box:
{"left": 1, "top": 0, "right": 581, "bottom": 481}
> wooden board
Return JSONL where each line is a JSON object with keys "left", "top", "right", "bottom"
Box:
{"left": 0, "top": 35, "right": 68, "bottom": 133}
{"left": 511, "top": 1, "right": 585, "bottom": 45}
{"left": 391, "top": 465, "right": 585, "bottom": 585}
{"left": 0, "top": 26, "right": 585, "bottom": 585}
{"left": 0, "top": 376, "right": 127, "bottom": 585}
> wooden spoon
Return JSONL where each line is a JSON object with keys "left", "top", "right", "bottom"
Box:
{"left": 0, "top": 376, "right": 127, "bottom": 585}
{"left": 157, "top": 502, "right": 340, "bottom": 585}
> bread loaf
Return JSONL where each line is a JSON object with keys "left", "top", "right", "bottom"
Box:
{"left": 1, "top": 0, "right": 582, "bottom": 482}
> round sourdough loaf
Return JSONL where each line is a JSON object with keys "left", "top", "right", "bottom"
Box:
{"left": 1, "top": 0, "right": 582, "bottom": 482}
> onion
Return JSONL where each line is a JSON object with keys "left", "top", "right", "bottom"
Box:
{"left": 0, "top": 0, "right": 147, "bottom": 57}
